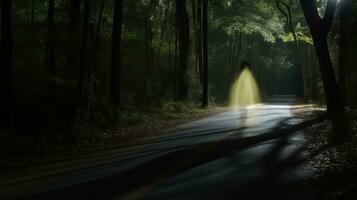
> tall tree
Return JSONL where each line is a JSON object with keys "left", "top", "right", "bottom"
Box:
{"left": 201, "top": 0, "right": 208, "bottom": 107}
{"left": 143, "top": 0, "right": 155, "bottom": 101}
{"left": 70, "top": 0, "right": 81, "bottom": 28}
{"left": 95, "top": 0, "right": 106, "bottom": 39}
{"left": 110, "top": 0, "right": 124, "bottom": 106}
{"left": 67, "top": 0, "right": 81, "bottom": 76}
{"left": 300, "top": 0, "right": 344, "bottom": 115}
{"left": 78, "top": 0, "right": 90, "bottom": 94}
{"left": 47, "top": 0, "right": 56, "bottom": 75}
{"left": 338, "top": 0, "right": 351, "bottom": 106}
{"left": 196, "top": 0, "right": 203, "bottom": 84}
{"left": 0, "top": 0, "right": 13, "bottom": 128}
{"left": 175, "top": 0, "right": 190, "bottom": 100}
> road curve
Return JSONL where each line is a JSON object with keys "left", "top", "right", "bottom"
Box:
{"left": 0, "top": 98, "right": 314, "bottom": 200}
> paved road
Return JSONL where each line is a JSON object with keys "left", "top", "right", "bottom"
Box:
{"left": 0, "top": 98, "right": 314, "bottom": 200}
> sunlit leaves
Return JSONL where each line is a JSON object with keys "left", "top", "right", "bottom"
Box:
{"left": 281, "top": 23, "right": 313, "bottom": 44}
{"left": 213, "top": 0, "right": 285, "bottom": 43}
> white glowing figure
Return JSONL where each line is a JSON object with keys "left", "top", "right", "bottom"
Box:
{"left": 229, "top": 67, "right": 261, "bottom": 108}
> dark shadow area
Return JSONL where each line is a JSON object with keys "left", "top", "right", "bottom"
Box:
{"left": 29, "top": 115, "right": 323, "bottom": 200}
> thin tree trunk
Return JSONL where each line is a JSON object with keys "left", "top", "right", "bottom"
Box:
{"left": 192, "top": 0, "right": 197, "bottom": 73}
{"left": 78, "top": 0, "right": 90, "bottom": 94}
{"left": 27, "top": 1, "right": 36, "bottom": 71}
{"left": 47, "top": 0, "right": 56, "bottom": 76}
{"left": 143, "top": 0, "right": 157, "bottom": 100}
{"left": 175, "top": 0, "right": 190, "bottom": 100}
{"left": 70, "top": 0, "right": 81, "bottom": 34}
{"left": 168, "top": 39, "right": 172, "bottom": 79}
{"left": 228, "top": 38, "right": 232, "bottom": 81}
{"left": 144, "top": 17, "right": 151, "bottom": 98}
{"left": 311, "top": 45, "right": 318, "bottom": 101}
{"left": 201, "top": 0, "right": 208, "bottom": 107}
{"left": 67, "top": 0, "right": 81, "bottom": 77}
{"left": 110, "top": 0, "right": 124, "bottom": 106}
{"left": 191, "top": 0, "right": 196, "bottom": 26}
{"left": 96, "top": 0, "right": 105, "bottom": 39}
{"left": 309, "top": 45, "right": 316, "bottom": 101}
{"left": 161, "top": 1, "right": 171, "bottom": 41}
{"left": 234, "top": 32, "right": 243, "bottom": 68}
{"left": 89, "top": 0, "right": 106, "bottom": 75}
{"left": 174, "top": 21, "right": 178, "bottom": 93}
{"left": 196, "top": 0, "right": 203, "bottom": 80}
{"left": 229, "top": 36, "right": 236, "bottom": 82}
{"left": 338, "top": 0, "right": 351, "bottom": 107}
{"left": 0, "top": 0, "right": 13, "bottom": 128}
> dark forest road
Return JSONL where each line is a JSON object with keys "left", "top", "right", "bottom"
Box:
{"left": 0, "top": 97, "right": 314, "bottom": 200}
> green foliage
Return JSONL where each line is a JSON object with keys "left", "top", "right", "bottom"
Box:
{"left": 281, "top": 23, "right": 313, "bottom": 44}
{"left": 214, "top": 0, "right": 286, "bottom": 43}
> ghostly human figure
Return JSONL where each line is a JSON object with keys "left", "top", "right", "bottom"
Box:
{"left": 229, "top": 62, "right": 261, "bottom": 108}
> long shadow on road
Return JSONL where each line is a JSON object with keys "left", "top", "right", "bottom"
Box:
{"left": 30, "top": 113, "right": 323, "bottom": 200}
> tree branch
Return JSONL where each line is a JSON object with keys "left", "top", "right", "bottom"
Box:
{"left": 276, "top": 0, "right": 290, "bottom": 29}
{"left": 277, "top": 0, "right": 299, "bottom": 48}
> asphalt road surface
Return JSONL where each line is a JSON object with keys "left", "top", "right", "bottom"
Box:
{"left": 0, "top": 97, "right": 314, "bottom": 200}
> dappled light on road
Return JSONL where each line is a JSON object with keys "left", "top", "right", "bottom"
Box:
{"left": 229, "top": 68, "right": 261, "bottom": 108}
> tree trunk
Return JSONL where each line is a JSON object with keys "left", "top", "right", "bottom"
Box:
{"left": 144, "top": 17, "right": 151, "bottom": 99}
{"left": 47, "top": 0, "right": 56, "bottom": 76}
{"left": 229, "top": 32, "right": 243, "bottom": 83}
{"left": 235, "top": 33, "right": 242, "bottom": 65}
{"left": 89, "top": 0, "right": 105, "bottom": 74}
{"left": 201, "top": 0, "right": 208, "bottom": 107}
{"left": 191, "top": 0, "right": 196, "bottom": 26}
{"left": 143, "top": 0, "right": 156, "bottom": 101}
{"left": 229, "top": 36, "right": 235, "bottom": 82}
{"left": 338, "top": 0, "right": 351, "bottom": 107}
{"left": 192, "top": 0, "right": 197, "bottom": 73}
{"left": 110, "top": 0, "right": 124, "bottom": 106}
{"left": 67, "top": 0, "right": 81, "bottom": 77}
{"left": 95, "top": 0, "right": 105, "bottom": 39}
{"left": 78, "top": 0, "right": 90, "bottom": 94}
{"left": 175, "top": 0, "right": 190, "bottom": 100}
{"left": 0, "top": 0, "right": 13, "bottom": 128}
{"left": 300, "top": 0, "right": 344, "bottom": 116}
{"left": 311, "top": 45, "right": 318, "bottom": 101}
{"left": 174, "top": 20, "right": 178, "bottom": 92}
{"left": 196, "top": 0, "right": 203, "bottom": 81}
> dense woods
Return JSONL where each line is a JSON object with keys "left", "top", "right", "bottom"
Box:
{"left": 0, "top": 0, "right": 356, "bottom": 132}
{"left": 1, "top": 0, "right": 357, "bottom": 199}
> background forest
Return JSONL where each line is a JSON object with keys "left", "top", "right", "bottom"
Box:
{"left": 0, "top": 0, "right": 357, "bottom": 142}
{"left": 2, "top": 1, "right": 357, "bottom": 198}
